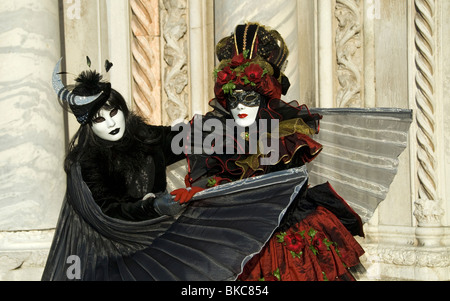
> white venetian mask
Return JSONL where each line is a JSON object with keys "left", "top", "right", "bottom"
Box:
{"left": 91, "top": 107, "right": 126, "bottom": 141}
{"left": 228, "top": 90, "right": 261, "bottom": 127}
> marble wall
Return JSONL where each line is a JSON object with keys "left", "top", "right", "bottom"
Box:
{"left": 0, "top": 0, "right": 448, "bottom": 281}
{"left": 0, "top": 0, "right": 65, "bottom": 280}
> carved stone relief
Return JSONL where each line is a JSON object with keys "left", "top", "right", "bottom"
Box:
{"left": 364, "top": 244, "right": 450, "bottom": 268}
{"left": 335, "top": 0, "right": 363, "bottom": 108}
{"left": 131, "top": 0, "right": 189, "bottom": 126}
{"left": 160, "top": 0, "right": 189, "bottom": 125}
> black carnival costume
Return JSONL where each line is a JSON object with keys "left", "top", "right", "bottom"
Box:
{"left": 42, "top": 59, "right": 307, "bottom": 281}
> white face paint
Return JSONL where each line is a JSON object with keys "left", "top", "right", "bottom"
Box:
{"left": 230, "top": 103, "right": 259, "bottom": 127}
{"left": 91, "top": 108, "right": 126, "bottom": 141}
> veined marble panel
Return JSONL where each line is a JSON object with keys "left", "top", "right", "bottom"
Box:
{"left": 0, "top": 0, "right": 65, "bottom": 230}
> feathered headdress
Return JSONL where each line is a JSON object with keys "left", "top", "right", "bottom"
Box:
{"left": 52, "top": 57, "right": 112, "bottom": 124}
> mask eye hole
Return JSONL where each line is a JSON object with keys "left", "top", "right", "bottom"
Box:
{"left": 227, "top": 95, "right": 238, "bottom": 108}
{"left": 244, "top": 95, "right": 257, "bottom": 102}
{"left": 92, "top": 116, "right": 105, "bottom": 124}
{"left": 110, "top": 108, "right": 118, "bottom": 117}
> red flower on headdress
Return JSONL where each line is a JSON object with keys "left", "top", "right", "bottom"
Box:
{"left": 233, "top": 76, "right": 246, "bottom": 87}
{"left": 244, "top": 63, "right": 264, "bottom": 84}
{"left": 216, "top": 66, "right": 236, "bottom": 85}
{"left": 214, "top": 51, "right": 282, "bottom": 105}
{"left": 217, "top": 66, "right": 236, "bottom": 85}
{"left": 230, "top": 53, "right": 249, "bottom": 67}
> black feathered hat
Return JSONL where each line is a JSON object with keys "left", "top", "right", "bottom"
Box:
{"left": 52, "top": 58, "right": 112, "bottom": 125}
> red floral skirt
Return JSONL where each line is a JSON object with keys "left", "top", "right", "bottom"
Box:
{"left": 238, "top": 206, "right": 365, "bottom": 281}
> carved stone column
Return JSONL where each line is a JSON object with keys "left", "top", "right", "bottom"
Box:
{"left": 131, "top": 0, "right": 213, "bottom": 123}
{"left": 0, "top": 0, "right": 65, "bottom": 280}
{"left": 413, "top": 0, "right": 445, "bottom": 247}
{"left": 131, "top": 0, "right": 162, "bottom": 124}
{"left": 357, "top": 0, "right": 449, "bottom": 281}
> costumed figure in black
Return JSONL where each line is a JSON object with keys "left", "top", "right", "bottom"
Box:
{"left": 185, "top": 23, "right": 367, "bottom": 281}
{"left": 42, "top": 58, "right": 308, "bottom": 281}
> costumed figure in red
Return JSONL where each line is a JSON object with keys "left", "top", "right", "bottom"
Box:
{"left": 185, "top": 23, "right": 365, "bottom": 281}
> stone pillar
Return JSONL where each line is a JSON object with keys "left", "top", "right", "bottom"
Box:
{"left": 106, "top": 0, "right": 133, "bottom": 111}
{"left": 131, "top": 0, "right": 162, "bottom": 123}
{"left": 0, "top": 0, "right": 65, "bottom": 280}
{"left": 189, "top": 0, "right": 215, "bottom": 116}
{"left": 410, "top": 0, "right": 449, "bottom": 280}
{"left": 62, "top": 0, "right": 110, "bottom": 138}
{"left": 317, "top": 0, "right": 335, "bottom": 108}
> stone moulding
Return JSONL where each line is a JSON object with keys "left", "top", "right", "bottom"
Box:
{"left": 363, "top": 244, "right": 450, "bottom": 268}
{"left": 0, "top": 230, "right": 54, "bottom": 280}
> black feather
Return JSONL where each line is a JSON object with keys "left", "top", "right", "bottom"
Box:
{"left": 105, "top": 60, "right": 113, "bottom": 72}
{"left": 73, "top": 70, "right": 104, "bottom": 96}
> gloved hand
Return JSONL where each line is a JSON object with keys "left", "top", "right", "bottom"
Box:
{"left": 152, "top": 192, "right": 186, "bottom": 216}
{"left": 170, "top": 187, "right": 204, "bottom": 204}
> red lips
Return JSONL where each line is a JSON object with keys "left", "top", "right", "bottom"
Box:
{"left": 238, "top": 114, "right": 248, "bottom": 119}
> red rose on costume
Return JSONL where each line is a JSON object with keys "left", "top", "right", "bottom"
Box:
{"left": 313, "top": 232, "right": 328, "bottom": 253}
{"left": 216, "top": 66, "right": 235, "bottom": 85}
{"left": 244, "top": 64, "right": 264, "bottom": 84}
{"left": 230, "top": 53, "right": 249, "bottom": 67}
{"left": 284, "top": 232, "right": 304, "bottom": 254}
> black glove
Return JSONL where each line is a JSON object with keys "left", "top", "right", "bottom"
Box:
{"left": 151, "top": 191, "right": 186, "bottom": 216}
